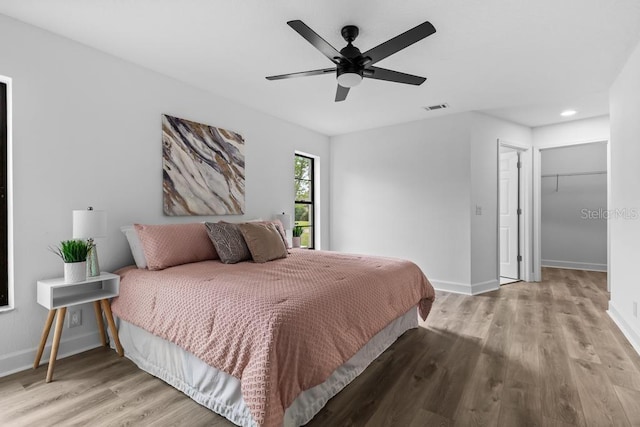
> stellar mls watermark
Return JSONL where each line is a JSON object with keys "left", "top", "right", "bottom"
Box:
{"left": 581, "top": 208, "right": 640, "bottom": 220}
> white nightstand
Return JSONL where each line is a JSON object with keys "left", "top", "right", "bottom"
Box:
{"left": 34, "top": 272, "right": 124, "bottom": 382}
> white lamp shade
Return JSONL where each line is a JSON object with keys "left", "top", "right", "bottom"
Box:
{"left": 73, "top": 209, "right": 107, "bottom": 239}
{"left": 275, "top": 213, "right": 292, "bottom": 230}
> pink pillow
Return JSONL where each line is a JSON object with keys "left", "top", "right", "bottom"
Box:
{"left": 134, "top": 223, "right": 218, "bottom": 270}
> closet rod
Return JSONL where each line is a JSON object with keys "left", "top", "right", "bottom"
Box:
{"left": 541, "top": 171, "right": 606, "bottom": 178}
{"left": 542, "top": 170, "right": 606, "bottom": 192}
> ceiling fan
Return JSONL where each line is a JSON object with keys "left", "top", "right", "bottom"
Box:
{"left": 266, "top": 20, "right": 436, "bottom": 102}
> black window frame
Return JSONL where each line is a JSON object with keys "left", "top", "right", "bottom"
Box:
{"left": 1, "top": 81, "right": 8, "bottom": 307}
{"left": 294, "top": 154, "right": 315, "bottom": 249}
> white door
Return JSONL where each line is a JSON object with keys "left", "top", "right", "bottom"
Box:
{"left": 499, "top": 151, "right": 519, "bottom": 279}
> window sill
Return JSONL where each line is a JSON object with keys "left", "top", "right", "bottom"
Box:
{"left": 0, "top": 305, "right": 15, "bottom": 313}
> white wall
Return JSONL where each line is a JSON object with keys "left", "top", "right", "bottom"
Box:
{"left": 533, "top": 116, "right": 610, "bottom": 148}
{"left": 330, "top": 112, "right": 531, "bottom": 294}
{"left": 0, "top": 14, "right": 330, "bottom": 376}
{"left": 540, "top": 144, "right": 607, "bottom": 271}
{"left": 609, "top": 39, "right": 640, "bottom": 354}
{"left": 330, "top": 114, "right": 473, "bottom": 287}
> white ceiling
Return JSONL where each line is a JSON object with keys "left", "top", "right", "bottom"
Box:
{"left": 1, "top": 0, "right": 639, "bottom": 135}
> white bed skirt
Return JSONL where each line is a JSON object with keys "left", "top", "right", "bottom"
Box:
{"left": 112, "top": 308, "right": 418, "bottom": 427}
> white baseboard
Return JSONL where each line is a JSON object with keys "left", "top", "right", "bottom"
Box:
{"left": 608, "top": 301, "right": 640, "bottom": 357}
{"left": 431, "top": 279, "right": 499, "bottom": 296}
{"left": 430, "top": 279, "right": 472, "bottom": 295}
{"left": 0, "top": 332, "right": 102, "bottom": 378}
{"left": 471, "top": 279, "right": 500, "bottom": 295}
{"left": 541, "top": 259, "right": 607, "bottom": 272}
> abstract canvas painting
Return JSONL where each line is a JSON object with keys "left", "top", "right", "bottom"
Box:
{"left": 162, "top": 114, "right": 245, "bottom": 216}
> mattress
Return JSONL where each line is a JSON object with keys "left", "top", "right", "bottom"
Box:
{"left": 113, "top": 308, "right": 418, "bottom": 426}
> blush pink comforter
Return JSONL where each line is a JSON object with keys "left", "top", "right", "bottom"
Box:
{"left": 111, "top": 250, "right": 435, "bottom": 427}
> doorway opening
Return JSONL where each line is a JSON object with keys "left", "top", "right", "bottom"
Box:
{"left": 497, "top": 139, "right": 532, "bottom": 285}
{"left": 532, "top": 139, "right": 609, "bottom": 285}
{"left": 538, "top": 142, "right": 608, "bottom": 278}
{"left": 499, "top": 147, "right": 521, "bottom": 284}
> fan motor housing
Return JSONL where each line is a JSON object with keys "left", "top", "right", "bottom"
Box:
{"left": 340, "top": 43, "right": 362, "bottom": 60}
{"left": 341, "top": 25, "right": 359, "bottom": 43}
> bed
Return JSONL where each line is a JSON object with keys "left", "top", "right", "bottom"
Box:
{"left": 111, "top": 224, "right": 435, "bottom": 427}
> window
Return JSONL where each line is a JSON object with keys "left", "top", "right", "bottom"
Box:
{"left": 294, "top": 154, "right": 315, "bottom": 249}
{"left": 1, "top": 81, "right": 7, "bottom": 307}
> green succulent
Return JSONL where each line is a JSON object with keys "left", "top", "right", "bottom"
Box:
{"left": 292, "top": 225, "right": 304, "bottom": 237}
{"left": 50, "top": 239, "right": 92, "bottom": 263}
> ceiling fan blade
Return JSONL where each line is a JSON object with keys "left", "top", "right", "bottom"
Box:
{"left": 365, "top": 66, "right": 426, "bottom": 85}
{"left": 335, "top": 85, "right": 350, "bottom": 102}
{"left": 287, "top": 20, "right": 347, "bottom": 64}
{"left": 266, "top": 68, "right": 335, "bottom": 80}
{"left": 362, "top": 21, "right": 436, "bottom": 65}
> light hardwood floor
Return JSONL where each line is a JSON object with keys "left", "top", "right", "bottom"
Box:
{"left": 1, "top": 268, "right": 639, "bottom": 426}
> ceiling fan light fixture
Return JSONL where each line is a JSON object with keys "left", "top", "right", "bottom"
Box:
{"left": 337, "top": 72, "right": 363, "bottom": 88}
{"left": 267, "top": 20, "right": 436, "bottom": 101}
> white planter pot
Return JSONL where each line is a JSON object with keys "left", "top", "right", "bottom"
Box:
{"left": 292, "top": 237, "right": 301, "bottom": 248}
{"left": 64, "top": 261, "right": 87, "bottom": 283}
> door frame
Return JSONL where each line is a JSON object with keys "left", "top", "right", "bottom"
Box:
{"left": 532, "top": 138, "right": 609, "bottom": 285}
{"left": 497, "top": 139, "right": 532, "bottom": 282}
{"left": 0, "top": 75, "right": 12, "bottom": 312}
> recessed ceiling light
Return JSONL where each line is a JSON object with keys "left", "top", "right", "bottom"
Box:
{"left": 561, "top": 109, "right": 577, "bottom": 117}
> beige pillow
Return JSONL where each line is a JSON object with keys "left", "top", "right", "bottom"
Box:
{"left": 237, "top": 222, "right": 288, "bottom": 263}
{"left": 220, "top": 219, "right": 289, "bottom": 248}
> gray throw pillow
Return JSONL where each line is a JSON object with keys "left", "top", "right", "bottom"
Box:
{"left": 205, "top": 222, "right": 251, "bottom": 264}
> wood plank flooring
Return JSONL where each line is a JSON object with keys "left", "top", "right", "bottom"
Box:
{"left": 1, "top": 267, "right": 639, "bottom": 426}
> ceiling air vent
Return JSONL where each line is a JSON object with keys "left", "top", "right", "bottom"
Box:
{"left": 423, "top": 103, "right": 449, "bottom": 111}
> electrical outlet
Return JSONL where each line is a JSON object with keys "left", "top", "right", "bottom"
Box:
{"left": 634, "top": 301, "right": 638, "bottom": 318}
{"left": 475, "top": 205, "right": 482, "bottom": 215}
{"left": 68, "top": 309, "right": 82, "bottom": 328}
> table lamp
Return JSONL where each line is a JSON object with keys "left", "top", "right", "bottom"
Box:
{"left": 73, "top": 207, "right": 107, "bottom": 277}
{"left": 275, "top": 212, "right": 292, "bottom": 246}
{"left": 275, "top": 212, "right": 292, "bottom": 230}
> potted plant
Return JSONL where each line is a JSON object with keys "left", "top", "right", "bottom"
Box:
{"left": 51, "top": 239, "right": 92, "bottom": 283}
{"left": 292, "top": 225, "right": 303, "bottom": 248}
